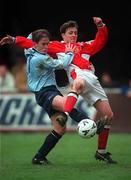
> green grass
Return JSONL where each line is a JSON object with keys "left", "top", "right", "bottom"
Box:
{"left": 0, "top": 132, "right": 131, "bottom": 180}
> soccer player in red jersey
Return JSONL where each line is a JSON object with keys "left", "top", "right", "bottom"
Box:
{"left": 0, "top": 17, "right": 117, "bottom": 164}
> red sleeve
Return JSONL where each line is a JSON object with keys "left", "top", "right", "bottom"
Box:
{"left": 48, "top": 41, "right": 65, "bottom": 57}
{"left": 15, "top": 36, "right": 33, "bottom": 49}
{"left": 81, "top": 25, "right": 108, "bottom": 56}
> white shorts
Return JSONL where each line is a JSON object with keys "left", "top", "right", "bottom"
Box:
{"left": 69, "top": 65, "right": 108, "bottom": 106}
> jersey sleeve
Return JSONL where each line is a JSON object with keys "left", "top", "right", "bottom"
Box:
{"left": 45, "top": 52, "right": 74, "bottom": 69}
{"left": 31, "top": 52, "right": 73, "bottom": 70}
{"left": 15, "top": 36, "right": 34, "bottom": 49}
{"left": 48, "top": 41, "right": 65, "bottom": 58}
{"left": 81, "top": 25, "right": 108, "bottom": 56}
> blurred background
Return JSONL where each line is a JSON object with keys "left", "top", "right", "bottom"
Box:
{"left": 0, "top": 1, "right": 131, "bottom": 81}
{"left": 0, "top": 0, "right": 131, "bottom": 132}
{"left": 0, "top": 3, "right": 131, "bottom": 179}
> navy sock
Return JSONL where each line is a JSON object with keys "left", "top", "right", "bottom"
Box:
{"left": 35, "top": 130, "right": 62, "bottom": 159}
{"left": 69, "top": 108, "right": 89, "bottom": 122}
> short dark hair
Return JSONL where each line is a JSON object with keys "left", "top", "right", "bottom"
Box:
{"left": 32, "top": 29, "right": 50, "bottom": 42}
{"left": 60, "top": 20, "right": 78, "bottom": 34}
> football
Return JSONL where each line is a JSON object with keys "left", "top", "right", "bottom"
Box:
{"left": 77, "top": 119, "right": 97, "bottom": 138}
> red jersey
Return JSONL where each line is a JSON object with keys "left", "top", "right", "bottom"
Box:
{"left": 15, "top": 25, "right": 108, "bottom": 70}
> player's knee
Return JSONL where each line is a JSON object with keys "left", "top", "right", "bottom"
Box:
{"left": 73, "top": 78, "right": 85, "bottom": 94}
{"left": 55, "top": 126, "right": 66, "bottom": 135}
{"left": 56, "top": 112, "right": 68, "bottom": 127}
{"left": 106, "top": 111, "right": 114, "bottom": 125}
{"left": 108, "top": 111, "right": 114, "bottom": 120}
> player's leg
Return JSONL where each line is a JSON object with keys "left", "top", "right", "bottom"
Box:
{"left": 63, "top": 77, "right": 85, "bottom": 114}
{"left": 52, "top": 94, "right": 92, "bottom": 126}
{"left": 94, "top": 99, "right": 117, "bottom": 164}
{"left": 81, "top": 77, "right": 117, "bottom": 163}
{"left": 32, "top": 112, "right": 66, "bottom": 165}
{"left": 32, "top": 86, "right": 87, "bottom": 165}
{"left": 33, "top": 86, "right": 67, "bottom": 165}
{"left": 53, "top": 94, "right": 106, "bottom": 133}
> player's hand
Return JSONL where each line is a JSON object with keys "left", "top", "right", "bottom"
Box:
{"left": 93, "top": 17, "right": 104, "bottom": 27}
{"left": 65, "top": 43, "right": 76, "bottom": 53}
{"left": 0, "top": 35, "right": 15, "bottom": 45}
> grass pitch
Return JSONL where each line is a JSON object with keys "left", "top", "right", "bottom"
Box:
{"left": 0, "top": 132, "right": 131, "bottom": 180}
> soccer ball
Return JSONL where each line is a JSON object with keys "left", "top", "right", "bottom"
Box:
{"left": 77, "top": 119, "right": 97, "bottom": 138}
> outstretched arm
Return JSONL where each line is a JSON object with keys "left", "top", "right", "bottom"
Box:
{"left": 81, "top": 17, "right": 108, "bottom": 56}
{"left": 0, "top": 35, "right": 33, "bottom": 49}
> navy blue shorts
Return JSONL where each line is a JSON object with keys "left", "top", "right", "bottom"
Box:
{"left": 35, "top": 85, "right": 63, "bottom": 117}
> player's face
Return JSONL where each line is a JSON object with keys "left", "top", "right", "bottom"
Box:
{"left": 34, "top": 37, "right": 49, "bottom": 53}
{"left": 61, "top": 27, "right": 78, "bottom": 43}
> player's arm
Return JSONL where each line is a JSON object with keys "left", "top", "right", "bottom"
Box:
{"left": 15, "top": 36, "right": 33, "bottom": 48}
{"left": 0, "top": 35, "right": 33, "bottom": 49}
{"left": 47, "top": 41, "right": 65, "bottom": 57}
{"left": 81, "top": 17, "right": 108, "bottom": 56}
{"left": 44, "top": 43, "right": 76, "bottom": 69}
